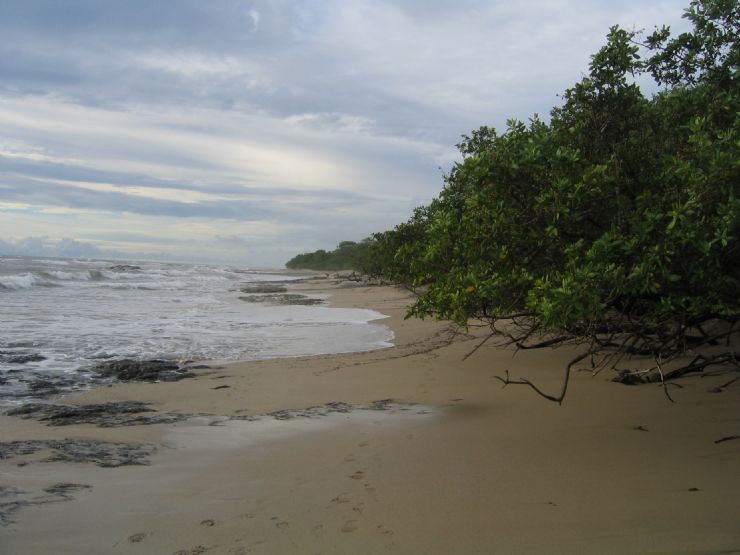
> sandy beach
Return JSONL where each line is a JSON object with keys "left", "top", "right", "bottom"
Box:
{"left": 1, "top": 276, "right": 739, "bottom": 554}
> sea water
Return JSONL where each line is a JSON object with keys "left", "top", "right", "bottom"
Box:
{"left": 0, "top": 255, "right": 393, "bottom": 405}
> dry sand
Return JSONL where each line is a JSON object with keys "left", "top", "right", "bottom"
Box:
{"left": 1, "top": 277, "right": 739, "bottom": 554}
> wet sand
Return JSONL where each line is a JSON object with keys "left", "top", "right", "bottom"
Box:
{"left": 1, "top": 277, "right": 740, "bottom": 554}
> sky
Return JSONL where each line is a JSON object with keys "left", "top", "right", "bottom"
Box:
{"left": 0, "top": 0, "right": 692, "bottom": 267}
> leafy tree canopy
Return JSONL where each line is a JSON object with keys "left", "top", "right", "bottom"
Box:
{"left": 364, "top": 0, "right": 739, "bottom": 402}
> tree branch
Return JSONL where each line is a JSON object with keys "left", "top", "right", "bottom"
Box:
{"left": 493, "top": 351, "right": 590, "bottom": 404}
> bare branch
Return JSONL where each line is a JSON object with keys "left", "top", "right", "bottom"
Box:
{"left": 654, "top": 356, "right": 676, "bottom": 403}
{"left": 462, "top": 331, "right": 496, "bottom": 361}
{"left": 493, "top": 351, "right": 590, "bottom": 405}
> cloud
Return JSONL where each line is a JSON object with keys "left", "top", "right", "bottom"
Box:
{"left": 0, "top": 236, "right": 130, "bottom": 260}
{"left": 0, "top": 0, "right": 693, "bottom": 266}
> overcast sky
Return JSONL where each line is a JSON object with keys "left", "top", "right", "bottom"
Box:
{"left": 0, "top": 0, "right": 691, "bottom": 267}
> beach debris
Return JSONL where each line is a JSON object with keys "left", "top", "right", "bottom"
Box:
{"left": 612, "top": 370, "right": 647, "bottom": 385}
{"left": 93, "top": 359, "right": 196, "bottom": 382}
{"left": 633, "top": 425, "right": 649, "bottom": 432}
{"left": 708, "top": 376, "right": 740, "bottom": 394}
{"left": 714, "top": 434, "right": 740, "bottom": 444}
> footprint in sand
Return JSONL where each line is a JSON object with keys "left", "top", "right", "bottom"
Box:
{"left": 200, "top": 519, "right": 216, "bottom": 527}
{"left": 275, "top": 520, "right": 290, "bottom": 530}
{"left": 341, "top": 520, "right": 358, "bottom": 533}
{"left": 128, "top": 532, "right": 147, "bottom": 543}
{"left": 172, "top": 547, "right": 207, "bottom": 555}
{"left": 330, "top": 493, "right": 352, "bottom": 504}
{"left": 349, "top": 470, "right": 365, "bottom": 480}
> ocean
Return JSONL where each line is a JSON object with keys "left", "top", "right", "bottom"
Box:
{"left": 0, "top": 255, "right": 393, "bottom": 406}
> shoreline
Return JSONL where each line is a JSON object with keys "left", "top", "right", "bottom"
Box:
{"left": 1, "top": 276, "right": 740, "bottom": 553}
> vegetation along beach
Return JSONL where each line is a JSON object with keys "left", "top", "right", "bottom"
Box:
{"left": 1, "top": 0, "right": 738, "bottom": 553}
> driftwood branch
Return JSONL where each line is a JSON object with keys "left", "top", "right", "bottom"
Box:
{"left": 463, "top": 332, "right": 496, "bottom": 361}
{"left": 714, "top": 435, "right": 740, "bottom": 444}
{"left": 515, "top": 335, "right": 571, "bottom": 350}
{"left": 709, "top": 375, "right": 740, "bottom": 393}
{"left": 654, "top": 357, "right": 676, "bottom": 403}
{"left": 493, "top": 351, "right": 590, "bottom": 405}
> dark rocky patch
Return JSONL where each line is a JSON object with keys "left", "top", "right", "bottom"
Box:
{"left": 267, "top": 401, "right": 397, "bottom": 420}
{"left": 224, "top": 414, "right": 259, "bottom": 423}
{"left": 43, "top": 482, "right": 93, "bottom": 497}
{"left": 108, "top": 264, "right": 141, "bottom": 272}
{"left": 217, "top": 401, "right": 402, "bottom": 423}
{"left": 4, "top": 401, "right": 191, "bottom": 427}
{"left": 367, "top": 399, "right": 394, "bottom": 411}
{"left": 239, "top": 284, "right": 287, "bottom": 294}
{"left": 0, "top": 483, "right": 93, "bottom": 526}
{"left": 0, "top": 351, "right": 46, "bottom": 364}
{"left": 0, "top": 486, "right": 27, "bottom": 526}
{"left": 94, "top": 359, "right": 196, "bottom": 382}
{"left": 128, "top": 532, "right": 148, "bottom": 543}
{"left": 0, "top": 438, "right": 156, "bottom": 467}
{"left": 0, "top": 371, "right": 95, "bottom": 404}
{"left": 25, "top": 375, "right": 80, "bottom": 397}
{"left": 238, "top": 293, "right": 323, "bottom": 306}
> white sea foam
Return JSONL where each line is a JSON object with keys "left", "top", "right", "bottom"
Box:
{"left": 0, "top": 255, "right": 392, "bottom": 405}
{"left": 0, "top": 272, "right": 54, "bottom": 290}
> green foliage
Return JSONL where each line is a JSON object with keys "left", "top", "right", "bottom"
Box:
{"left": 285, "top": 239, "right": 374, "bottom": 271}
{"left": 367, "top": 1, "right": 739, "bottom": 400}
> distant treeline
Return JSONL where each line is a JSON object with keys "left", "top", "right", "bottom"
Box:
{"left": 285, "top": 239, "right": 373, "bottom": 271}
